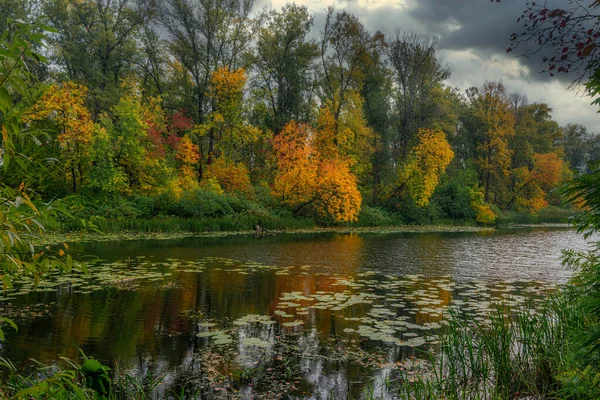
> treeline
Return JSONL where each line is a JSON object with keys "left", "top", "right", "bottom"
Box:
{"left": 1, "top": 0, "right": 598, "bottom": 227}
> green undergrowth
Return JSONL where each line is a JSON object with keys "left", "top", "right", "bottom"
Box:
{"left": 47, "top": 190, "right": 574, "bottom": 234}
{"left": 496, "top": 206, "right": 576, "bottom": 225}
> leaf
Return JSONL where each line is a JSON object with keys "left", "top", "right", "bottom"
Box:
{"left": 0, "top": 317, "right": 18, "bottom": 333}
{"left": 0, "top": 87, "right": 11, "bottom": 113}
{"left": 583, "top": 44, "right": 595, "bottom": 57}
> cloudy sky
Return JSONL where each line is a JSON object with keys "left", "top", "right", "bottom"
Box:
{"left": 263, "top": 0, "right": 600, "bottom": 132}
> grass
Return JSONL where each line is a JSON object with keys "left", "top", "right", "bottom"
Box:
{"left": 497, "top": 206, "right": 576, "bottom": 225}
{"left": 395, "top": 295, "right": 580, "bottom": 399}
{"left": 0, "top": 354, "right": 191, "bottom": 399}
{"left": 56, "top": 213, "right": 316, "bottom": 233}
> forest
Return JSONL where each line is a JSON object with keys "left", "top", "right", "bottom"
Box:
{"left": 2, "top": 0, "right": 599, "bottom": 231}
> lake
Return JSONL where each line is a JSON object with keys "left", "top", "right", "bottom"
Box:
{"left": 0, "top": 227, "right": 592, "bottom": 398}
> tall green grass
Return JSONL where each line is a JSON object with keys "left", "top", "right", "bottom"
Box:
{"left": 396, "top": 295, "right": 582, "bottom": 399}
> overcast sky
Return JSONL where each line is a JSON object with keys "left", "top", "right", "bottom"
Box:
{"left": 262, "top": 0, "right": 600, "bottom": 133}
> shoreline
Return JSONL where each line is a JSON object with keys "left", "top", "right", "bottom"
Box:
{"left": 39, "top": 223, "right": 573, "bottom": 244}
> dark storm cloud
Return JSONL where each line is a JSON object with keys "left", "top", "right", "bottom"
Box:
{"left": 329, "top": 0, "right": 576, "bottom": 84}
{"left": 408, "top": 0, "right": 576, "bottom": 84}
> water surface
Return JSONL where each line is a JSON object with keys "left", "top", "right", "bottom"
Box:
{"left": 0, "top": 228, "right": 591, "bottom": 398}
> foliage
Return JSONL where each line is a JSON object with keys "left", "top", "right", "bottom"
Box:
{"left": 272, "top": 121, "right": 362, "bottom": 223}
{"left": 204, "top": 157, "right": 252, "bottom": 195}
{"left": 399, "top": 128, "right": 454, "bottom": 207}
{"left": 561, "top": 163, "right": 600, "bottom": 237}
{"left": 1, "top": 2, "right": 588, "bottom": 232}
{"left": 24, "top": 82, "right": 95, "bottom": 193}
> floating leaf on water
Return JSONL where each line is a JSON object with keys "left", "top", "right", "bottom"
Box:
{"left": 243, "top": 338, "right": 271, "bottom": 348}
{"left": 282, "top": 320, "right": 304, "bottom": 327}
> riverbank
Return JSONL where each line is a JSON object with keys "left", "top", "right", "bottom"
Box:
{"left": 40, "top": 224, "right": 502, "bottom": 245}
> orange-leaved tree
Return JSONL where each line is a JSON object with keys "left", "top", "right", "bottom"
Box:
{"left": 23, "top": 82, "right": 95, "bottom": 193}
{"left": 271, "top": 121, "right": 318, "bottom": 206}
{"left": 203, "top": 157, "right": 252, "bottom": 195}
{"left": 507, "top": 152, "right": 566, "bottom": 212}
{"left": 272, "top": 121, "right": 362, "bottom": 222}
{"left": 175, "top": 135, "right": 200, "bottom": 195}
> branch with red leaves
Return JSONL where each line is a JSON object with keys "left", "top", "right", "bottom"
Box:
{"left": 501, "top": 0, "right": 600, "bottom": 85}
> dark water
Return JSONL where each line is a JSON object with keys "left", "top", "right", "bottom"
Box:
{"left": 0, "top": 228, "right": 593, "bottom": 398}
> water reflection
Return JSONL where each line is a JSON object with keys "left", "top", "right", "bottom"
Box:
{"left": 0, "top": 228, "right": 592, "bottom": 398}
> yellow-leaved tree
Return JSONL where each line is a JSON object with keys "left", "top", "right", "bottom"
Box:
{"left": 23, "top": 82, "right": 95, "bottom": 193}
{"left": 200, "top": 66, "right": 263, "bottom": 166}
{"left": 391, "top": 128, "right": 454, "bottom": 207}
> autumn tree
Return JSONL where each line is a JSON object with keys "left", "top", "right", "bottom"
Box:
{"left": 389, "top": 128, "right": 454, "bottom": 207}
{"left": 23, "top": 82, "right": 95, "bottom": 193}
{"left": 271, "top": 121, "right": 318, "bottom": 207}
{"left": 507, "top": 152, "right": 566, "bottom": 212}
{"left": 199, "top": 66, "right": 263, "bottom": 182}
{"left": 175, "top": 134, "right": 200, "bottom": 194}
{"left": 271, "top": 121, "right": 362, "bottom": 222}
{"left": 462, "top": 81, "right": 515, "bottom": 205}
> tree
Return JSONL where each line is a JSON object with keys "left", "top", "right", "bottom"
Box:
{"left": 358, "top": 47, "right": 393, "bottom": 203}
{"left": 271, "top": 121, "right": 362, "bottom": 222}
{"left": 42, "top": 0, "right": 155, "bottom": 113}
{"left": 159, "top": 0, "right": 259, "bottom": 123}
{"left": 508, "top": 152, "right": 566, "bottom": 212}
{"left": 319, "top": 8, "right": 385, "bottom": 139}
{"left": 248, "top": 3, "right": 319, "bottom": 135}
{"left": 390, "top": 128, "right": 454, "bottom": 207}
{"left": 387, "top": 31, "right": 452, "bottom": 160}
{"left": 23, "top": 82, "right": 95, "bottom": 193}
{"left": 463, "top": 81, "right": 515, "bottom": 204}
{"left": 271, "top": 121, "right": 318, "bottom": 208}
{"left": 199, "top": 66, "right": 263, "bottom": 170}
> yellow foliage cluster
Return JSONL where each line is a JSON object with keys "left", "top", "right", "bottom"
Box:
{"left": 24, "top": 82, "right": 95, "bottom": 152}
{"left": 401, "top": 128, "right": 455, "bottom": 207}
{"left": 314, "top": 158, "right": 362, "bottom": 222}
{"left": 24, "top": 82, "right": 96, "bottom": 190}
